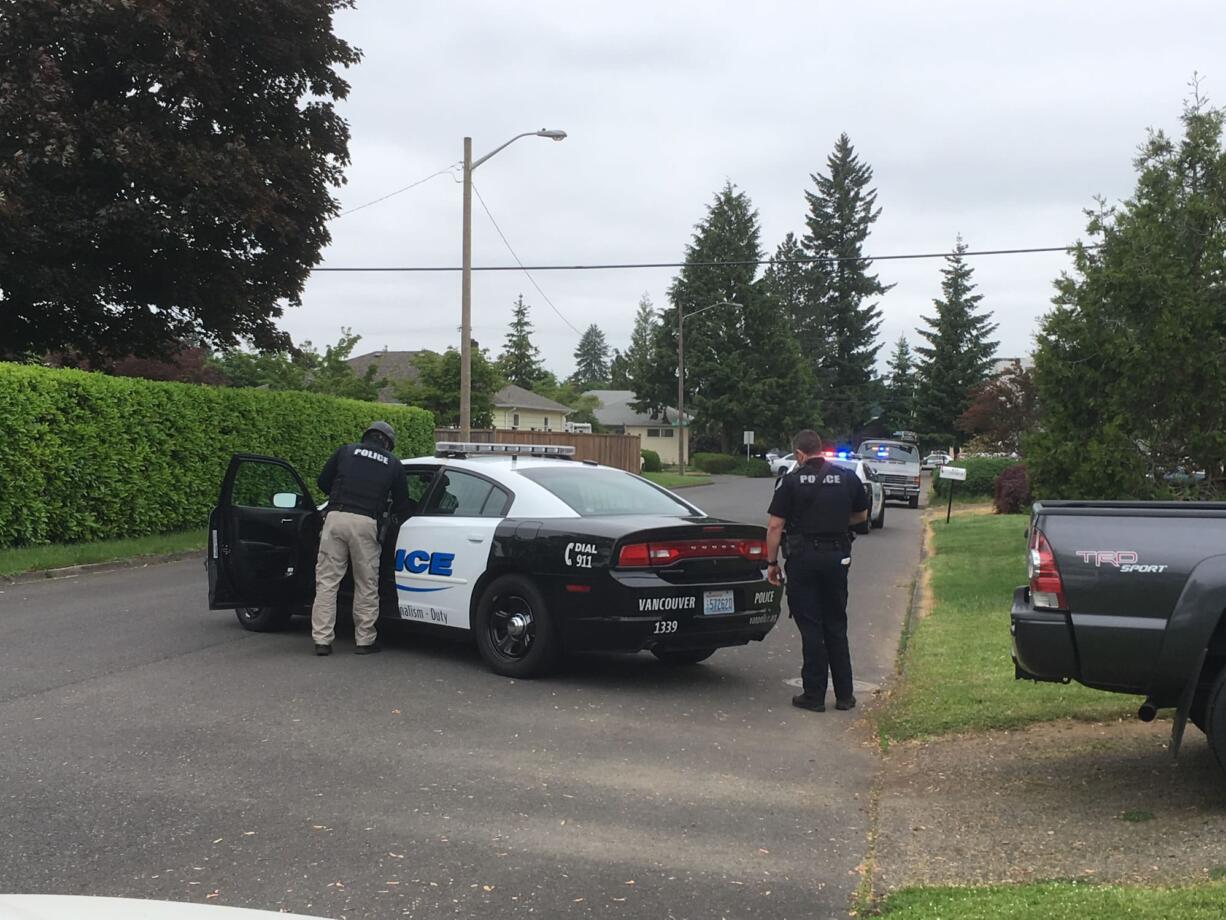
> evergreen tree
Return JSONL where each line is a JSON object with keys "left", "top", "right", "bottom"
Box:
{"left": 1029, "top": 87, "right": 1226, "bottom": 499}
{"left": 571, "top": 324, "right": 611, "bottom": 388}
{"left": 644, "top": 183, "right": 819, "bottom": 448}
{"left": 622, "top": 293, "right": 658, "bottom": 398}
{"left": 764, "top": 232, "right": 830, "bottom": 391}
{"left": 498, "top": 295, "right": 544, "bottom": 387}
{"left": 608, "top": 349, "right": 631, "bottom": 388}
{"left": 802, "top": 134, "right": 890, "bottom": 438}
{"left": 881, "top": 335, "right": 917, "bottom": 432}
{"left": 914, "top": 238, "right": 999, "bottom": 446}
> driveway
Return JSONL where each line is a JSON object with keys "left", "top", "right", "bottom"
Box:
{"left": 0, "top": 477, "right": 923, "bottom": 918}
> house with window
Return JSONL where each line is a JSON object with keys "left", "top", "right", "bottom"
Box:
{"left": 583, "top": 389, "right": 689, "bottom": 466}
{"left": 492, "top": 384, "right": 573, "bottom": 432}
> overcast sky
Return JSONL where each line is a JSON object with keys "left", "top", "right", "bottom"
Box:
{"left": 289, "top": 0, "right": 1226, "bottom": 374}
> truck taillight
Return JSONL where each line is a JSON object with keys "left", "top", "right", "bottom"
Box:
{"left": 1028, "top": 528, "right": 1066, "bottom": 610}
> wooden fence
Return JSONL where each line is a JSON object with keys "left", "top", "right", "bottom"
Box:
{"left": 434, "top": 428, "right": 641, "bottom": 473}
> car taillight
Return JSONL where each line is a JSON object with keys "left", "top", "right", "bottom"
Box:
{"left": 617, "top": 538, "right": 766, "bottom": 567}
{"left": 1028, "top": 528, "right": 1066, "bottom": 610}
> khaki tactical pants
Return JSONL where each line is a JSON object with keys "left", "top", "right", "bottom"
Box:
{"left": 311, "top": 510, "right": 381, "bottom": 647}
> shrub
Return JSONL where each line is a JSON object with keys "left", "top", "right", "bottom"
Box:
{"left": 640, "top": 448, "right": 663, "bottom": 473}
{"left": 929, "top": 456, "right": 1017, "bottom": 500}
{"left": 993, "top": 464, "right": 1032, "bottom": 514}
{"left": 691, "top": 452, "right": 739, "bottom": 474}
{"left": 0, "top": 362, "right": 434, "bottom": 547}
{"left": 740, "top": 458, "right": 774, "bottom": 478}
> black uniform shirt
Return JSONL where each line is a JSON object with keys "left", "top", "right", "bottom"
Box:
{"left": 318, "top": 442, "right": 414, "bottom": 519}
{"left": 768, "top": 458, "right": 869, "bottom": 536}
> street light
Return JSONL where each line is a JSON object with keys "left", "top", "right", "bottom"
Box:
{"left": 676, "top": 300, "right": 740, "bottom": 476}
{"left": 459, "top": 128, "right": 567, "bottom": 438}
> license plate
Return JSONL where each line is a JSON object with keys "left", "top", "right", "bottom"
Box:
{"left": 703, "top": 590, "right": 736, "bottom": 616}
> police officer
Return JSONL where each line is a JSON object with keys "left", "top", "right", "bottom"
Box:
{"left": 765, "top": 429, "right": 869, "bottom": 712}
{"left": 311, "top": 421, "right": 414, "bottom": 656}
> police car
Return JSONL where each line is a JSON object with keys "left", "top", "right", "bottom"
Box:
{"left": 206, "top": 443, "right": 782, "bottom": 677}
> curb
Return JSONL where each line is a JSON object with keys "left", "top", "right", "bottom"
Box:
{"left": 1, "top": 549, "right": 203, "bottom": 586}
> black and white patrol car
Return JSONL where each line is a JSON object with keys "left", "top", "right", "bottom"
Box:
{"left": 206, "top": 443, "right": 782, "bottom": 677}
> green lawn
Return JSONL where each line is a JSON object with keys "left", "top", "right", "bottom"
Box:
{"left": 878, "top": 881, "right": 1226, "bottom": 919}
{"left": 877, "top": 512, "right": 1135, "bottom": 741}
{"left": 0, "top": 528, "right": 206, "bottom": 577}
{"left": 643, "top": 471, "right": 712, "bottom": 489}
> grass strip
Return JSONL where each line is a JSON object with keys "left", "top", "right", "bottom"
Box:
{"left": 643, "top": 471, "right": 713, "bottom": 489}
{"left": 877, "top": 512, "right": 1134, "bottom": 741}
{"left": 0, "top": 528, "right": 206, "bottom": 577}
{"left": 877, "top": 880, "right": 1226, "bottom": 919}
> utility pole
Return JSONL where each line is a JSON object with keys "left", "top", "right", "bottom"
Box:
{"left": 457, "top": 129, "right": 567, "bottom": 441}
{"left": 460, "top": 137, "right": 473, "bottom": 439}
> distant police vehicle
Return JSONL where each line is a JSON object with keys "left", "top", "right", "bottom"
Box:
{"left": 857, "top": 439, "right": 922, "bottom": 508}
{"left": 775, "top": 451, "right": 885, "bottom": 533}
{"left": 206, "top": 443, "right": 782, "bottom": 677}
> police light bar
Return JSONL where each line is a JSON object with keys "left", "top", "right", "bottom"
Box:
{"left": 435, "top": 441, "right": 577, "bottom": 458}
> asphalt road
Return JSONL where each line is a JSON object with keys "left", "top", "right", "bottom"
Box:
{"left": 0, "top": 476, "right": 923, "bottom": 919}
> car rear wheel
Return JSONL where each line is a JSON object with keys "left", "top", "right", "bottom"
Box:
{"left": 652, "top": 647, "right": 718, "bottom": 665}
{"left": 872, "top": 502, "right": 886, "bottom": 529}
{"left": 235, "top": 605, "right": 293, "bottom": 632}
{"left": 474, "top": 574, "right": 562, "bottom": 678}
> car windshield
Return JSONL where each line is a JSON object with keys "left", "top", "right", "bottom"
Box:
{"left": 517, "top": 467, "right": 697, "bottom": 516}
{"left": 860, "top": 442, "right": 918, "bottom": 462}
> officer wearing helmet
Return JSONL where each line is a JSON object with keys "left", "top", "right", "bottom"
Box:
{"left": 311, "top": 421, "right": 414, "bottom": 656}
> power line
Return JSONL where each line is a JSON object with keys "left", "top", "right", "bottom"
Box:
{"left": 334, "top": 164, "right": 459, "bottom": 218}
{"left": 311, "top": 243, "right": 1100, "bottom": 272}
{"left": 470, "top": 181, "right": 581, "bottom": 335}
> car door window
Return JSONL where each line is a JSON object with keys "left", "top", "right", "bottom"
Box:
{"left": 423, "top": 470, "right": 497, "bottom": 517}
{"left": 231, "top": 460, "right": 310, "bottom": 509}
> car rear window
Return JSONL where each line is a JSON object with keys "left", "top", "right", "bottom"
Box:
{"left": 859, "top": 442, "right": 917, "bottom": 462}
{"left": 518, "top": 467, "right": 696, "bottom": 516}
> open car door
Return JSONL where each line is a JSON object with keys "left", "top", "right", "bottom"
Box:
{"left": 208, "top": 454, "right": 322, "bottom": 610}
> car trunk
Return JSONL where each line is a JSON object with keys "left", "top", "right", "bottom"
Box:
{"left": 611, "top": 520, "right": 768, "bottom": 585}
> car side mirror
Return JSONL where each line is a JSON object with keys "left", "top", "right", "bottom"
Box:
{"left": 272, "top": 492, "right": 300, "bottom": 509}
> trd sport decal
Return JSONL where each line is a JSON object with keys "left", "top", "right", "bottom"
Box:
{"left": 1075, "top": 550, "right": 1169, "bottom": 574}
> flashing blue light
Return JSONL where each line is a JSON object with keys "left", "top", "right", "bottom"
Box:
{"left": 837, "top": 451, "right": 849, "bottom": 459}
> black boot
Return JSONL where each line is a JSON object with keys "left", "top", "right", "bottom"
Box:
{"left": 354, "top": 643, "right": 382, "bottom": 655}
{"left": 835, "top": 696, "right": 857, "bottom": 711}
{"left": 314, "top": 644, "right": 332, "bottom": 656}
{"left": 791, "top": 692, "right": 826, "bottom": 712}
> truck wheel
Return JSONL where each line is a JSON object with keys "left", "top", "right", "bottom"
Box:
{"left": 1204, "top": 666, "right": 1226, "bottom": 770}
{"left": 908, "top": 495, "right": 920, "bottom": 509}
{"left": 235, "top": 606, "right": 293, "bottom": 632}
{"left": 652, "top": 647, "right": 718, "bottom": 665}
{"left": 474, "top": 574, "right": 562, "bottom": 678}
{"left": 872, "top": 503, "right": 886, "bottom": 529}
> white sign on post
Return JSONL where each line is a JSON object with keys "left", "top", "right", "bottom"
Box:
{"left": 743, "top": 430, "right": 755, "bottom": 446}
{"left": 938, "top": 465, "right": 967, "bottom": 481}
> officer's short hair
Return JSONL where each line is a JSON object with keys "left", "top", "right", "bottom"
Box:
{"left": 792, "top": 429, "right": 823, "bottom": 454}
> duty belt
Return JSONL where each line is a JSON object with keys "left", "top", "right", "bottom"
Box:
{"left": 800, "top": 534, "right": 848, "bottom": 550}
{"left": 327, "top": 503, "right": 377, "bottom": 518}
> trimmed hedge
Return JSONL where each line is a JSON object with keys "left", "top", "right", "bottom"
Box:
{"left": 929, "top": 456, "right": 1018, "bottom": 500}
{"left": 691, "top": 452, "right": 739, "bottom": 474}
{"left": 0, "top": 363, "right": 434, "bottom": 547}
{"left": 640, "top": 448, "right": 662, "bottom": 473}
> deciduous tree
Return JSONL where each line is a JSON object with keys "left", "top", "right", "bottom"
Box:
{"left": 396, "top": 348, "right": 499, "bottom": 429}
{"left": 0, "top": 0, "right": 361, "bottom": 359}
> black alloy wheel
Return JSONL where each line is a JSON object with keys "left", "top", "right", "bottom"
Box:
{"left": 475, "top": 574, "right": 562, "bottom": 678}
{"left": 234, "top": 605, "right": 293, "bottom": 632}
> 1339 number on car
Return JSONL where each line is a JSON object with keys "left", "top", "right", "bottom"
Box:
{"left": 653, "top": 620, "right": 679, "bottom": 635}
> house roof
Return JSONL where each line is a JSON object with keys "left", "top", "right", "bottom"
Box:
{"left": 494, "top": 383, "right": 573, "bottom": 415}
{"left": 346, "top": 349, "right": 434, "bottom": 403}
{"left": 583, "top": 389, "right": 687, "bottom": 427}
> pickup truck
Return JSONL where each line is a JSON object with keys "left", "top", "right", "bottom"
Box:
{"left": 857, "top": 439, "right": 922, "bottom": 508}
{"left": 1011, "top": 500, "right": 1226, "bottom": 768}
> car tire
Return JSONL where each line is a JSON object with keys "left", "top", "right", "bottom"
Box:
{"left": 872, "top": 503, "right": 886, "bottom": 529}
{"left": 474, "top": 574, "right": 562, "bottom": 678}
{"left": 908, "top": 495, "right": 920, "bottom": 509}
{"left": 235, "top": 605, "right": 293, "bottom": 632}
{"left": 652, "top": 647, "right": 718, "bottom": 665}
{"left": 1203, "top": 665, "right": 1226, "bottom": 770}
